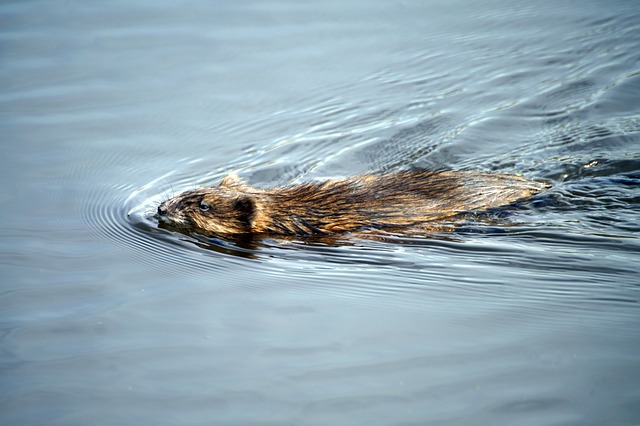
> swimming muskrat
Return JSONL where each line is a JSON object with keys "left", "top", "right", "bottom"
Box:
{"left": 156, "top": 170, "right": 548, "bottom": 237}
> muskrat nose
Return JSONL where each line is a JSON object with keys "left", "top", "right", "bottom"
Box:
{"left": 157, "top": 204, "right": 168, "bottom": 216}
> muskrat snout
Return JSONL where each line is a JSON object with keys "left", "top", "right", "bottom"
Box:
{"left": 157, "top": 204, "right": 167, "bottom": 216}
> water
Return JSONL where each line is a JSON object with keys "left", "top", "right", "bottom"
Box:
{"left": 1, "top": 0, "right": 639, "bottom": 425}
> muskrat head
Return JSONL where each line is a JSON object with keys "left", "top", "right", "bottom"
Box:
{"left": 156, "top": 174, "right": 258, "bottom": 235}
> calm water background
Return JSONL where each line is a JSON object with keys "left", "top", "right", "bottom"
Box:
{"left": 2, "top": 0, "right": 639, "bottom": 425}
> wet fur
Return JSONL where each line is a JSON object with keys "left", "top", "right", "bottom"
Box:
{"left": 157, "top": 170, "right": 547, "bottom": 236}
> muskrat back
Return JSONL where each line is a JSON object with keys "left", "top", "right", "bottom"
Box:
{"left": 157, "top": 170, "right": 548, "bottom": 236}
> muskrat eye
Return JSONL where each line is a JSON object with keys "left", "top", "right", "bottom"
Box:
{"left": 199, "top": 201, "right": 211, "bottom": 212}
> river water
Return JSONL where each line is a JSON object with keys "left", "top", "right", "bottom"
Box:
{"left": 1, "top": 1, "right": 639, "bottom": 425}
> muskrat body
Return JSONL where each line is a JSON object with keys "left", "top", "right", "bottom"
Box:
{"left": 157, "top": 170, "right": 547, "bottom": 237}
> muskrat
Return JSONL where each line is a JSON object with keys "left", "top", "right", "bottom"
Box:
{"left": 156, "top": 170, "right": 547, "bottom": 237}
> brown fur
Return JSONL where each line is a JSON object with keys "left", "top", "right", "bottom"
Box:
{"left": 157, "top": 170, "right": 548, "bottom": 236}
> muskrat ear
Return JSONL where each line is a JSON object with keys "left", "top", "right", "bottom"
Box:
{"left": 219, "top": 172, "right": 246, "bottom": 188}
{"left": 233, "top": 195, "right": 255, "bottom": 227}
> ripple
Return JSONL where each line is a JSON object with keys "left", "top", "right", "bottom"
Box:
{"left": 112, "top": 153, "right": 639, "bottom": 309}
{"left": 79, "top": 177, "right": 215, "bottom": 279}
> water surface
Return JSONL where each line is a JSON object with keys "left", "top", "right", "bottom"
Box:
{"left": 1, "top": 0, "right": 639, "bottom": 425}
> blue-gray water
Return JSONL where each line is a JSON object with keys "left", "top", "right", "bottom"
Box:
{"left": 2, "top": 1, "right": 639, "bottom": 425}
